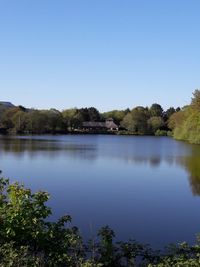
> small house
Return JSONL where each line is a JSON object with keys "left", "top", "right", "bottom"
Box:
{"left": 82, "top": 118, "right": 119, "bottom": 132}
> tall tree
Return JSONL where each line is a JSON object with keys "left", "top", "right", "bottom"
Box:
{"left": 87, "top": 107, "right": 101, "bottom": 121}
{"left": 121, "top": 107, "right": 149, "bottom": 134}
{"left": 150, "top": 103, "right": 163, "bottom": 117}
{"left": 148, "top": 116, "right": 164, "bottom": 133}
{"left": 102, "top": 110, "right": 128, "bottom": 124}
{"left": 191, "top": 89, "right": 200, "bottom": 111}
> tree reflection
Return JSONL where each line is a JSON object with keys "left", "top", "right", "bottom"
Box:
{"left": 174, "top": 143, "right": 200, "bottom": 196}
{"left": 1, "top": 136, "right": 200, "bottom": 196}
{"left": 0, "top": 137, "right": 97, "bottom": 161}
{"left": 180, "top": 155, "right": 200, "bottom": 196}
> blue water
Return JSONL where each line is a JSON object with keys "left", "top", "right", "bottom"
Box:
{"left": 0, "top": 135, "right": 200, "bottom": 248}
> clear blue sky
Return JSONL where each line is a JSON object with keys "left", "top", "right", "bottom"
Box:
{"left": 0, "top": 0, "right": 199, "bottom": 112}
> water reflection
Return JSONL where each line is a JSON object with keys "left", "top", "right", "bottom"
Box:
{"left": 186, "top": 158, "right": 200, "bottom": 196}
{"left": 1, "top": 135, "right": 200, "bottom": 247}
{"left": 1, "top": 135, "right": 200, "bottom": 196}
{"left": 0, "top": 136, "right": 97, "bottom": 161}
{"left": 177, "top": 145, "right": 200, "bottom": 196}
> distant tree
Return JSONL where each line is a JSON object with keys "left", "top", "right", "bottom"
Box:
{"left": 148, "top": 116, "right": 165, "bottom": 134}
{"left": 26, "top": 110, "right": 48, "bottom": 134}
{"left": 87, "top": 107, "right": 101, "bottom": 121}
{"left": 0, "top": 105, "right": 11, "bottom": 121}
{"left": 72, "top": 111, "right": 84, "bottom": 129}
{"left": 0, "top": 115, "right": 14, "bottom": 131}
{"left": 121, "top": 107, "right": 149, "bottom": 134}
{"left": 102, "top": 110, "right": 128, "bottom": 124}
{"left": 62, "top": 108, "right": 78, "bottom": 130}
{"left": 0, "top": 107, "right": 27, "bottom": 133}
{"left": 77, "top": 108, "right": 89, "bottom": 121}
{"left": 11, "top": 111, "right": 29, "bottom": 133}
{"left": 167, "top": 104, "right": 200, "bottom": 143}
{"left": 43, "top": 109, "right": 65, "bottom": 133}
{"left": 120, "top": 113, "right": 133, "bottom": 131}
{"left": 18, "top": 105, "right": 27, "bottom": 112}
{"left": 168, "top": 109, "right": 186, "bottom": 131}
{"left": 191, "top": 89, "right": 200, "bottom": 111}
{"left": 164, "top": 107, "right": 176, "bottom": 121}
{"left": 73, "top": 107, "right": 101, "bottom": 122}
{"left": 150, "top": 103, "right": 163, "bottom": 117}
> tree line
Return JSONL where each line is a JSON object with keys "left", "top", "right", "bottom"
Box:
{"left": 0, "top": 102, "right": 180, "bottom": 136}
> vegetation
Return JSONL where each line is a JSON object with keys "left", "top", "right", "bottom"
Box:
{"left": 120, "top": 104, "right": 178, "bottom": 135}
{"left": 0, "top": 177, "right": 200, "bottom": 266}
{"left": 0, "top": 106, "right": 104, "bottom": 135}
{"left": 0, "top": 102, "right": 179, "bottom": 136}
{"left": 168, "top": 90, "right": 200, "bottom": 144}
{"left": 3, "top": 90, "right": 200, "bottom": 139}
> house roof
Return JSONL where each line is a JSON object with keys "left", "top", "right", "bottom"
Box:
{"left": 83, "top": 120, "right": 118, "bottom": 129}
{"left": 105, "top": 121, "right": 118, "bottom": 129}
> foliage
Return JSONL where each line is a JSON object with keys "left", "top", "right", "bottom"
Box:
{"left": 0, "top": 106, "right": 103, "bottom": 134}
{"left": 121, "top": 107, "right": 150, "bottom": 134}
{"left": 191, "top": 89, "right": 200, "bottom": 111}
{"left": 0, "top": 178, "right": 83, "bottom": 266}
{"left": 163, "top": 107, "right": 176, "bottom": 121}
{"left": 0, "top": 107, "right": 67, "bottom": 134}
{"left": 120, "top": 104, "right": 179, "bottom": 136}
{"left": 62, "top": 108, "right": 82, "bottom": 130}
{"left": 148, "top": 117, "right": 165, "bottom": 134}
{"left": 169, "top": 90, "right": 200, "bottom": 144}
{"left": 102, "top": 109, "right": 129, "bottom": 124}
{"left": 148, "top": 241, "right": 200, "bottom": 266}
{"left": 149, "top": 104, "right": 163, "bottom": 117}
{"left": 62, "top": 107, "right": 102, "bottom": 130}
{"left": 0, "top": 100, "right": 180, "bottom": 136}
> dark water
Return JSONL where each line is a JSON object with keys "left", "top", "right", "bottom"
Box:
{"left": 1, "top": 135, "right": 200, "bottom": 248}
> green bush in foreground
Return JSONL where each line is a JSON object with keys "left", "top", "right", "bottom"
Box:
{"left": 0, "top": 178, "right": 200, "bottom": 266}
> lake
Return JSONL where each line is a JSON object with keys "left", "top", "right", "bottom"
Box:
{"left": 0, "top": 135, "right": 200, "bottom": 248}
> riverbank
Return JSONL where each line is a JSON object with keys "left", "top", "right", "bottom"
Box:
{"left": 0, "top": 129, "right": 173, "bottom": 137}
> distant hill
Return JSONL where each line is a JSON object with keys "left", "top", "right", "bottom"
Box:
{"left": 0, "top": 102, "right": 15, "bottom": 108}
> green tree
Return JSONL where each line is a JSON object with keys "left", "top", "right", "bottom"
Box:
{"left": 27, "top": 110, "right": 48, "bottom": 134}
{"left": 163, "top": 107, "right": 176, "bottom": 121}
{"left": 191, "top": 89, "right": 200, "bottom": 111}
{"left": 121, "top": 107, "right": 149, "bottom": 134}
{"left": 11, "top": 110, "right": 29, "bottom": 133}
{"left": 43, "top": 109, "right": 65, "bottom": 133}
{"left": 87, "top": 107, "right": 101, "bottom": 121}
{"left": 150, "top": 104, "right": 163, "bottom": 117}
{"left": 102, "top": 110, "right": 129, "bottom": 124}
{"left": 62, "top": 108, "right": 85, "bottom": 130}
{"left": 168, "top": 91, "right": 200, "bottom": 144}
{"left": 0, "top": 178, "right": 83, "bottom": 266}
{"left": 0, "top": 107, "right": 28, "bottom": 133}
{"left": 148, "top": 116, "right": 165, "bottom": 134}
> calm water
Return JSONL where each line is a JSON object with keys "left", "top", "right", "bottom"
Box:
{"left": 1, "top": 135, "right": 200, "bottom": 247}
